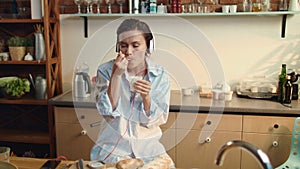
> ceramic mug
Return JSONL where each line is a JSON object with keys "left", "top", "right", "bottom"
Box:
{"left": 0, "top": 147, "right": 10, "bottom": 162}
{"left": 222, "top": 5, "right": 230, "bottom": 13}
{"left": 229, "top": 5, "right": 237, "bottom": 13}
{"left": 182, "top": 88, "right": 195, "bottom": 96}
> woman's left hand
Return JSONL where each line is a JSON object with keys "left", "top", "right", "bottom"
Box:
{"left": 134, "top": 80, "right": 151, "bottom": 98}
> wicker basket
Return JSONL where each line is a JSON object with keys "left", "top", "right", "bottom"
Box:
{"left": 9, "top": 46, "right": 26, "bottom": 61}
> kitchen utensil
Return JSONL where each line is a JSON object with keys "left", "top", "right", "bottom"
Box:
{"left": 35, "top": 75, "right": 47, "bottom": 100}
{"left": 74, "top": 72, "right": 92, "bottom": 97}
{"left": 77, "top": 159, "right": 84, "bottom": 169}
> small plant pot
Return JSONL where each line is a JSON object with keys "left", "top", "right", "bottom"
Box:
{"left": 9, "top": 46, "right": 26, "bottom": 61}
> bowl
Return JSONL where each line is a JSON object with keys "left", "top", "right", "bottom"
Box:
{"left": 0, "top": 161, "right": 18, "bottom": 169}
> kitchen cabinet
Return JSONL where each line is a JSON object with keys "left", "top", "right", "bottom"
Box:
{"left": 54, "top": 106, "right": 177, "bottom": 161}
{"left": 50, "top": 91, "right": 300, "bottom": 168}
{"left": 241, "top": 115, "right": 294, "bottom": 169}
{"left": 0, "top": 0, "right": 62, "bottom": 157}
{"left": 174, "top": 112, "right": 242, "bottom": 168}
{"left": 54, "top": 107, "right": 101, "bottom": 160}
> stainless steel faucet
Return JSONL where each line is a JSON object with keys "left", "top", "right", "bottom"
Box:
{"left": 215, "top": 140, "right": 273, "bottom": 169}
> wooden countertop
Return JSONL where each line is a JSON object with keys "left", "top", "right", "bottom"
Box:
{"left": 10, "top": 157, "right": 89, "bottom": 169}
{"left": 49, "top": 90, "right": 300, "bottom": 117}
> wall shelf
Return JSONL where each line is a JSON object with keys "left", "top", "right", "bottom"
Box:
{"left": 65, "top": 11, "right": 300, "bottom": 38}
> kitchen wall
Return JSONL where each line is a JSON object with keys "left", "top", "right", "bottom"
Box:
{"left": 60, "top": 14, "right": 300, "bottom": 91}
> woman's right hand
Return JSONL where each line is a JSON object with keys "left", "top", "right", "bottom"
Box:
{"left": 112, "top": 51, "right": 128, "bottom": 77}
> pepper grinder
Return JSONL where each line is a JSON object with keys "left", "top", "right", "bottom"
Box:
{"left": 288, "top": 70, "right": 299, "bottom": 100}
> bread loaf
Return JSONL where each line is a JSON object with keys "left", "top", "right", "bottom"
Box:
{"left": 139, "top": 156, "right": 171, "bottom": 169}
{"left": 116, "top": 158, "right": 144, "bottom": 169}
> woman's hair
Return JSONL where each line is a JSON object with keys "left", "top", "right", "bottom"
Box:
{"left": 117, "top": 18, "right": 153, "bottom": 50}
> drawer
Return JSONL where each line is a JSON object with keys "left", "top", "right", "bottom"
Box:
{"left": 55, "top": 107, "right": 101, "bottom": 124}
{"left": 176, "top": 112, "right": 242, "bottom": 131}
{"left": 243, "top": 115, "right": 295, "bottom": 134}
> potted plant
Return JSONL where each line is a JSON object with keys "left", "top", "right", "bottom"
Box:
{"left": 3, "top": 77, "right": 30, "bottom": 99}
{"left": 7, "top": 36, "right": 26, "bottom": 61}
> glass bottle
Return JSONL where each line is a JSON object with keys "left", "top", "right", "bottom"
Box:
{"left": 283, "top": 75, "right": 292, "bottom": 104}
{"left": 277, "top": 64, "right": 286, "bottom": 103}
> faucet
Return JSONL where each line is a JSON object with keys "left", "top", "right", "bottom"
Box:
{"left": 215, "top": 140, "right": 273, "bottom": 169}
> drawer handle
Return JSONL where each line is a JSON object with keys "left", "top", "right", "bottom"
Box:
{"left": 81, "top": 130, "right": 87, "bottom": 135}
{"left": 205, "top": 137, "right": 211, "bottom": 143}
{"left": 272, "top": 141, "right": 279, "bottom": 147}
{"left": 273, "top": 124, "right": 279, "bottom": 129}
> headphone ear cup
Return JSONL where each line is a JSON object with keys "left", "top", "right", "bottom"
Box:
{"left": 148, "top": 39, "right": 154, "bottom": 54}
{"left": 116, "top": 42, "right": 119, "bottom": 52}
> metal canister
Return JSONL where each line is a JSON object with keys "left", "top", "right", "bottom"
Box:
{"left": 35, "top": 76, "right": 47, "bottom": 99}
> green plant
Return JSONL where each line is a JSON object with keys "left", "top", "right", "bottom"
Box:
{"left": 26, "top": 36, "right": 35, "bottom": 46}
{"left": 5, "top": 78, "right": 30, "bottom": 97}
{"left": 7, "top": 36, "right": 26, "bottom": 47}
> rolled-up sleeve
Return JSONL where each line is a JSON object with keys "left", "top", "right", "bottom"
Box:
{"left": 95, "top": 61, "right": 121, "bottom": 117}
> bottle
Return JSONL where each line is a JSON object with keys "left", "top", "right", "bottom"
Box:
{"left": 277, "top": 64, "right": 286, "bottom": 103}
{"left": 150, "top": 0, "right": 157, "bottom": 14}
{"left": 283, "top": 75, "right": 292, "bottom": 103}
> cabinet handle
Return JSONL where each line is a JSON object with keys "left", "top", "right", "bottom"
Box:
{"left": 273, "top": 124, "right": 279, "bottom": 129}
{"left": 205, "top": 137, "right": 211, "bottom": 143}
{"left": 272, "top": 141, "right": 279, "bottom": 147}
{"left": 81, "top": 130, "right": 87, "bottom": 135}
{"left": 206, "top": 121, "right": 212, "bottom": 125}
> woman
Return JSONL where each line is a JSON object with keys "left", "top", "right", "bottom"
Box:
{"left": 91, "top": 18, "right": 174, "bottom": 167}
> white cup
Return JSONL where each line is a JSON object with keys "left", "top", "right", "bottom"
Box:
{"left": 222, "top": 5, "right": 230, "bottom": 13}
{"left": 224, "top": 91, "right": 233, "bottom": 101}
{"left": 182, "top": 88, "right": 195, "bottom": 96}
{"left": 0, "top": 147, "right": 10, "bottom": 162}
{"left": 128, "top": 76, "right": 142, "bottom": 91}
{"left": 230, "top": 5, "right": 237, "bottom": 13}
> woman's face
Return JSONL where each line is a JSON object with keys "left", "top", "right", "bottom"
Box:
{"left": 118, "top": 30, "right": 148, "bottom": 69}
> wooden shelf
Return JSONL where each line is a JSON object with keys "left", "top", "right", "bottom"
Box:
{"left": 0, "top": 97, "right": 48, "bottom": 105}
{"left": 0, "top": 19, "right": 43, "bottom": 23}
{"left": 0, "top": 129, "right": 50, "bottom": 144}
{"left": 0, "top": 60, "right": 46, "bottom": 65}
{"left": 0, "top": 18, "right": 57, "bottom": 24}
{"left": 65, "top": 11, "right": 300, "bottom": 38}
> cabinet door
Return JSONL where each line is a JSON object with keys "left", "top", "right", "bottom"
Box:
{"left": 56, "top": 123, "right": 94, "bottom": 160}
{"left": 242, "top": 133, "right": 291, "bottom": 169}
{"left": 176, "top": 129, "right": 242, "bottom": 169}
{"left": 55, "top": 107, "right": 102, "bottom": 160}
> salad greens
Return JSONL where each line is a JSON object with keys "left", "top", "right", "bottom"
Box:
{"left": 5, "top": 78, "right": 30, "bottom": 97}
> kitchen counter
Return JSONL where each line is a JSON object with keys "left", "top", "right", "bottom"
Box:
{"left": 49, "top": 90, "right": 300, "bottom": 117}
{"left": 9, "top": 157, "right": 88, "bottom": 169}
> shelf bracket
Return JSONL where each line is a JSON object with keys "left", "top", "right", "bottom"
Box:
{"left": 82, "top": 16, "right": 88, "bottom": 38}
{"left": 281, "top": 14, "right": 287, "bottom": 38}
